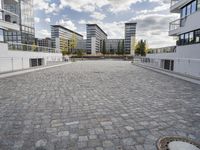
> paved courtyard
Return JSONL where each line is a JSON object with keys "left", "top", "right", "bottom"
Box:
{"left": 0, "top": 61, "right": 200, "bottom": 150}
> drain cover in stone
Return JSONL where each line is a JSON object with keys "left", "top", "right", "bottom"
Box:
{"left": 168, "top": 141, "right": 200, "bottom": 150}
{"left": 157, "top": 136, "right": 200, "bottom": 150}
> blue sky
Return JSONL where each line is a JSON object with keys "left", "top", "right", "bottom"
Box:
{"left": 34, "top": 0, "right": 179, "bottom": 48}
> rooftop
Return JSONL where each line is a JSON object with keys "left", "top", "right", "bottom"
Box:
{"left": 51, "top": 25, "right": 83, "bottom": 37}
{"left": 87, "top": 24, "right": 108, "bottom": 36}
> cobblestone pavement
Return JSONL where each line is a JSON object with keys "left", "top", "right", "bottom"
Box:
{"left": 0, "top": 61, "right": 200, "bottom": 150}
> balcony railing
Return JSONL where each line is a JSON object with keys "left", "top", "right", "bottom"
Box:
{"left": 148, "top": 46, "right": 176, "bottom": 54}
{"left": 169, "top": 17, "right": 187, "bottom": 32}
{"left": 8, "top": 42, "right": 57, "bottom": 53}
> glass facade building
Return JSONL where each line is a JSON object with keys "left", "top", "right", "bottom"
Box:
{"left": 4, "top": 0, "right": 35, "bottom": 44}
{"left": 125, "top": 23, "right": 137, "bottom": 54}
{"left": 86, "top": 24, "right": 107, "bottom": 54}
{"left": 51, "top": 25, "right": 83, "bottom": 53}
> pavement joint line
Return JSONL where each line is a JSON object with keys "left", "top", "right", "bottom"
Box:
{"left": 133, "top": 63, "right": 200, "bottom": 85}
{"left": 0, "top": 62, "right": 72, "bottom": 79}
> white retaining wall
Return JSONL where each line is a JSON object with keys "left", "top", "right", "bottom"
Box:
{"left": 0, "top": 43, "right": 62, "bottom": 73}
{"left": 146, "top": 43, "right": 200, "bottom": 78}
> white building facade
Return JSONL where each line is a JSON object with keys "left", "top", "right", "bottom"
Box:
{"left": 145, "top": 0, "right": 200, "bottom": 78}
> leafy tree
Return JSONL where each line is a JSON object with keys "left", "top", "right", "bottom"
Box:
{"left": 121, "top": 40, "right": 125, "bottom": 55}
{"left": 69, "top": 33, "right": 77, "bottom": 53}
{"left": 135, "top": 40, "right": 148, "bottom": 56}
{"left": 102, "top": 40, "right": 106, "bottom": 55}
{"left": 117, "top": 41, "right": 121, "bottom": 55}
{"left": 76, "top": 49, "right": 84, "bottom": 57}
{"left": 60, "top": 38, "right": 69, "bottom": 56}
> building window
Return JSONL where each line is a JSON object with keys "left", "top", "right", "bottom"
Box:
{"left": 0, "top": 29, "right": 4, "bottom": 42}
{"left": 198, "top": 0, "right": 200, "bottom": 10}
{"left": 184, "top": 33, "right": 189, "bottom": 44}
{"left": 181, "top": 0, "right": 197, "bottom": 18}
{"left": 191, "top": 0, "right": 197, "bottom": 13}
{"left": 189, "top": 32, "right": 194, "bottom": 43}
{"left": 195, "top": 30, "right": 200, "bottom": 43}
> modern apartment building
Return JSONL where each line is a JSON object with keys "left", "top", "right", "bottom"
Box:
{"left": 37, "top": 38, "right": 52, "bottom": 48}
{"left": 0, "top": 0, "right": 20, "bottom": 42}
{"left": 0, "top": 0, "right": 62, "bottom": 73}
{"left": 144, "top": 0, "right": 200, "bottom": 78}
{"left": 105, "top": 39, "right": 124, "bottom": 54}
{"left": 125, "top": 22, "right": 137, "bottom": 55}
{"left": 86, "top": 24, "right": 107, "bottom": 54}
{"left": 51, "top": 25, "right": 83, "bottom": 53}
{"left": 3, "top": 0, "right": 35, "bottom": 44}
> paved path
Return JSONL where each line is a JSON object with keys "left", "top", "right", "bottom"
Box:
{"left": 0, "top": 61, "right": 199, "bottom": 150}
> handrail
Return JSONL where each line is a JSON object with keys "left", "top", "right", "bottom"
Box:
{"left": 7, "top": 42, "right": 58, "bottom": 53}
{"left": 148, "top": 46, "right": 176, "bottom": 54}
{"left": 169, "top": 17, "right": 187, "bottom": 31}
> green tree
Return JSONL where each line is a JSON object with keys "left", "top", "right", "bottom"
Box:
{"left": 117, "top": 41, "right": 121, "bottom": 55}
{"left": 76, "top": 49, "right": 84, "bottom": 58}
{"left": 121, "top": 40, "right": 125, "bottom": 55}
{"left": 102, "top": 39, "right": 106, "bottom": 55}
{"left": 135, "top": 40, "right": 148, "bottom": 56}
{"left": 69, "top": 33, "right": 78, "bottom": 53}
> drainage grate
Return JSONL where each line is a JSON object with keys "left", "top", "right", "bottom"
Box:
{"left": 157, "top": 136, "right": 200, "bottom": 150}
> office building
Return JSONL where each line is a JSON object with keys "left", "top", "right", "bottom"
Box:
{"left": 3, "top": 0, "right": 35, "bottom": 44}
{"left": 51, "top": 25, "right": 83, "bottom": 53}
{"left": 37, "top": 38, "right": 52, "bottom": 48}
{"left": 86, "top": 24, "right": 107, "bottom": 54}
{"left": 125, "top": 23, "right": 137, "bottom": 54}
{"left": 144, "top": 0, "right": 200, "bottom": 78}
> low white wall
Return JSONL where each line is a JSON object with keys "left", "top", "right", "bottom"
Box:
{"left": 146, "top": 44, "right": 200, "bottom": 78}
{"left": 0, "top": 43, "right": 63, "bottom": 73}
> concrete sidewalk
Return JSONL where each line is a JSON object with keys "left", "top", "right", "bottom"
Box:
{"left": 0, "top": 62, "right": 72, "bottom": 79}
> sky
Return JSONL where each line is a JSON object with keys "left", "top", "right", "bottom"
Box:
{"left": 34, "top": 0, "right": 179, "bottom": 48}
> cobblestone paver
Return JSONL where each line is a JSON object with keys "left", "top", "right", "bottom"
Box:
{"left": 0, "top": 61, "right": 200, "bottom": 150}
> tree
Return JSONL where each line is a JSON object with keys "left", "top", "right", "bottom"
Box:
{"left": 102, "top": 39, "right": 106, "bottom": 55}
{"left": 121, "top": 40, "right": 125, "bottom": 55}
{"left": 76, "top": 49, "right": 84, "bottom": 58}
{"left": 69, "top": 33, "right": 77, "bottom": 53}
{"left": 117, "top": 41, "right": 121, "bottom": 55}
{"left": 60, "top": 38, "right": 69, "bottom": 56}
{"left": 135, "top": 40, "right": 148, "bottom": 56}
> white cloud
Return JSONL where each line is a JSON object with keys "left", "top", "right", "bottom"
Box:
{"left": 90, "top": 12, "right": 106, "bottom": 20}
{"left": 36, "top": 29, "right": 51, "bottom": 38}
{"left": 45, "top": 18, "right": 51, "bottom": 23}
{"left": 60, "top": 0, "right": 110, "bottom": 12}
{"left": 130, "top": 13, "right": 178, "bottom": 48}
{"left": 56, "top": 19, "right": 77, "bottom": 31}
{"left": 34, "top": 17, "right": 40, "bottom": 23}
{"left": 34, "top": 0, "right": 58, "bottom": 14}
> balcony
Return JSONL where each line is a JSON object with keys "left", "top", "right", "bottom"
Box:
{"left": 170, "top": 0, "right": 192, "bottom": 13}
{"left": 8, "top": 42, "right": 57, "bottom": 53}
{"left": 0, "top": 0, "right": 20, "bottom": 31}
{"left": 169, "top": 17, "right": 187, "bottom": 36}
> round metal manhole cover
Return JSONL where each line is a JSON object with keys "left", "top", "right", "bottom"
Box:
{"left": 157, "top": 136, "right": 200, "bottom": 150}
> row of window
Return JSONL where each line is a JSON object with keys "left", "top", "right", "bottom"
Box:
{"left": 181, "top": 0, "right": 197, "bottom": 18}
{"left": 178, "top": 29, "right": 200, "bottom": 45}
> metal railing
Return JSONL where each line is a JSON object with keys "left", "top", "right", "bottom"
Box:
{"left": 8, "top": 42, "right": 57, "bottom": 53}
{"left": 148, "top": 46, "right": 176, "bottom": 54}
{"left": 169, "top": 17, "right": 186, "bottom": 31}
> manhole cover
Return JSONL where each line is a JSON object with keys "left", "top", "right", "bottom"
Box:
{"left": 157, "top": 136, "right": 200, "bottom": 150}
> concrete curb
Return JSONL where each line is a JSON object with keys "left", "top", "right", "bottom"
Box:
{"left": 133, "top": 63, "right": 200, "bottom": 85}
{"left": 0, "top": 62, "right": 72, "bottom": 79}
